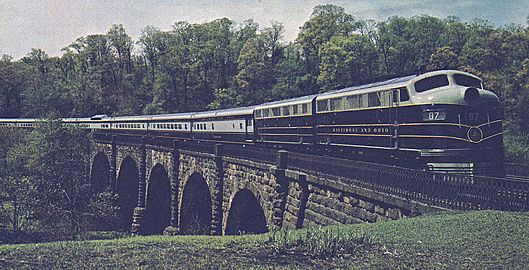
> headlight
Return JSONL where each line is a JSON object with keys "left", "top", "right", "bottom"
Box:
{"left": 464, "top": 87, "right": 480, "bottom": 103}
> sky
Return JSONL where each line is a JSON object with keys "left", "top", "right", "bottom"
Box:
{"left": 1, "top": 0, "right": 528, "bottom": 59}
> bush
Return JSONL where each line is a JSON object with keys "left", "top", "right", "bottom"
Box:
{"left": 503, "top": 129, "right": 529, "bottom": 163}
{"left": 267, "top": 226, "right": 379, "bottom": 258}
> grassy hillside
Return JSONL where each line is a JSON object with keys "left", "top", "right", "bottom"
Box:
{"left": 0, "top": 211, "right": 528, "bottom": 269}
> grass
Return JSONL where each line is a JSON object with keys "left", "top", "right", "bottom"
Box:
{"left": 0, "top": 211, "right": 528, "bottom": 269}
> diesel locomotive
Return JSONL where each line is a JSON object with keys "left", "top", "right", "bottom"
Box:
{"left": 0, "top": 70, "right": 505, "bottom": 176}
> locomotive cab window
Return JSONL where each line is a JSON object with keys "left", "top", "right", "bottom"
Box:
{"left": 414, "top": 75, "right": 449, "bottom": 92}
{"left": 454, "top": 74, "right": 482, "bottom": 88}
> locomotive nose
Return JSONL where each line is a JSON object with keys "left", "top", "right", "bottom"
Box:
{"left": 463, "top": 87, "right": 480, "bottom": 104}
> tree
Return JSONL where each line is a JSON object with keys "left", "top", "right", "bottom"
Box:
{"left": 21, "top": 120, "right": 91, "bottom": 239}
{"left": 427, "top": 46, "right": 460, "bottom": 71}
{"left": 0, "top": 128, "right": 38, "bottom": 240}
{"left": 21, "top": 49, "right": 69, "bottom": 117}
{"left": 207, "top": 88, "right": 242, "bottom": 110}
{"left": 375, "top": 15, "right": 446, "bottom": 75}
{"left": 318, "top": 35, "right": 378, "bottom": 90}
{"left": 0, "top": 56, "right": 27, "bottom": 118}
{"left": 271, "top": 43, "right": 310, "bottom": 99}
{"left": 232, "top": 23, "right": 285, "bottom": 106}
{"left": 297, "top": 4, "right": 360, "bottom": 92}
{"left": 138, "top": 26, "right": 164, "bottom": 85}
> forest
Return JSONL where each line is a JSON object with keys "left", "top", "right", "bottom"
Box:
{"left": 1, "top": 4, "right": 529, "bottom": 242}
{"left": 1, "top": 6, "right": 529, "bottom": 138}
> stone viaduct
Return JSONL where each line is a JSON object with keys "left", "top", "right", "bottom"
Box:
{"left": 89, "top": 133, "right": 529, "bottom": 235}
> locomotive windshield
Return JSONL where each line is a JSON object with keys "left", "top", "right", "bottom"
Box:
{"left": 414, "top": 74, "right": 449, "bottom": 92}
{"left": 454, "top": 74, "right": 482, "bottom": 88}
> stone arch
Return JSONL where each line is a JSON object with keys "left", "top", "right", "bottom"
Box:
{"left": 90, "top": 152, "right": 111, "bottom": 193}
{"left": 143, "top": 164, "right": 171, "bottom": 235}
{"left": 179, "top": 172, "right": 212, "bottom": 235}
{"left": 116, "top": 156, "right": 140, "bottom": 231}
{"left": 225, "top": 188, "right": 268, "bottom": 235}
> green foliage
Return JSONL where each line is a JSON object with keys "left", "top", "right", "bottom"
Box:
{"left": 267, "top": 226, "right": 379, "bottom": 259}
{"left": 85, "top": 188, "right": 121, "bottom": 232}
{"left": 318, "top": 35, "right": 378, "bottom": 90}
{"left": 0, "top": 56, "right": 27, "bottom": 117}
{"left": 207, "top": 88, "right": 242, "bottom": 110}
{"left": 427, "top": 46, "right": 460, "bottom": 70}
{"left": 1, "top": 4, "right": 529, "bottom": 159}
{"left": 503, "top": 130, "right": 529, "bottom": 162}
{"left": 0, "top": 121, "right": 118, "bottom": 243}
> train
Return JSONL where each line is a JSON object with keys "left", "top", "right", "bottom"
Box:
{"left": 0, "top": 70, "right": 505, "bottom": 176}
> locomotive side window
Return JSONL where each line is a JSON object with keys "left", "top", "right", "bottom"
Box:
{"left": 272, "top": 107, "right": 280, "bottom": 117}
{"left": 283, "top": 106, "right": 290, "bottom": 116}
{"left": 379, "top": 91, "right": 392, "bottom": 106}
{"left": 399, "top": 88, "right": 410, "bottom": 101}
{"left": 454, "top": 74, "right": 482, "bottom": 88}
{"left": 292, "top": 105, "right": 299, "bottom": 115}
{"left": 360, "top": 94, "right": 368, "bottom": 108}
{"left": 414, "top": 75, "right": 449, "bottom": 92}
{"left": 302, "top": 103, "right": 308, "bottom": 114}
{"left": 317, "top": 100, "right": 329, "bottom": 112}
{"left": 345, "top": 95, "right": 359, "bottom": 109}
{"left": 368, "top": 92, "right": 381, "bottom": 107}
{"left": 330, "top": 98, "right": 343, "bottom": 111}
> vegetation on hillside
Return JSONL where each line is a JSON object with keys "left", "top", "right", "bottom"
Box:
{"left": 0, "top": 121, "right": 119, "bottom": 243}
{"left": 0, "top": 211, "right": 527, "bottom": 269}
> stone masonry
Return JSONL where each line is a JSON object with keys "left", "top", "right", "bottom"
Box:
{"left": 90, "top": 137, "right": 445, "bottom": 235}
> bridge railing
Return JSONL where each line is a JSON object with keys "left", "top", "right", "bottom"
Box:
{"left": 220, "top": 144, "right": 278, "bottom": 165}
{"left": 216, "top": 144, "right": 528, "bottom": 211}
{"left": 505, "top": 163, "right": 529, "bottom": 178}
{"left": 285, "top": 151, "right": 529, "bottom": 212}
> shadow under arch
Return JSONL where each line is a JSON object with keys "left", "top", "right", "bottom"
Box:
{"left": 116, "top": 157, "right": 139, "bottom": 231}
{"left": 90, "top": 152, "right": 110, "bottom": 193}
{"left": 179, "top": 173, "right": 212, "bottom": 235}
{"left": 225, "top": 189, "right": 267, "bottom": 235}
{"left": 143, "top": 164, "right": 171, "bottom": 235}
